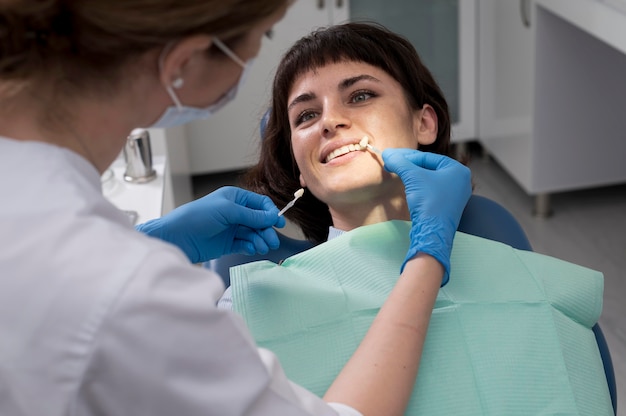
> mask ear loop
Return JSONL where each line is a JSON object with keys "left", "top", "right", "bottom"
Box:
{"left": 158, "top": 42, "right": 184, "bottom": 111}
{"left": 212, "top": 38, "right": 246, "bottom": 68}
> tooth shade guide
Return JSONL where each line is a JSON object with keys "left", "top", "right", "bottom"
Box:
{"left": 278, "top": 188, "right": 305, "bottom": 216}
{"left": 360, "top": 135, "right": 382, "bottom": 156}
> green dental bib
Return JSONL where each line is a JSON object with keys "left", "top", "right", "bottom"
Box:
{"left": 231, "top": 221, "right": 611, "bottom": 415}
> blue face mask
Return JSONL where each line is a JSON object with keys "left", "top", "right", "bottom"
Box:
{"left": 148, "top": 38, "right": 252, "bottom": 129}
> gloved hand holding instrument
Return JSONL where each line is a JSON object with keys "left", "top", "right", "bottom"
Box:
{"left": 382, "top": 148, "right": 472, "bottom": 286}
{"left": 136, "top": 186, "right": 286, "bottom": 264}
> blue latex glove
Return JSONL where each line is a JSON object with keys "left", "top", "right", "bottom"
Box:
{"left": 383, "top": 149, "right": 472, "bottom": 286}
{"left": 136, "top": 186, "right": 286, "bottom": 263}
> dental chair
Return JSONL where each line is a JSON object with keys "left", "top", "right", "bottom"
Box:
{"left": 206, "top": 111, "right": 617, "bottom": 414}
{"left": 208, "top": 195, "right": 617, "bottom": 415}
{"left": 208, "top": 194, "right": 534, "bottom": 286}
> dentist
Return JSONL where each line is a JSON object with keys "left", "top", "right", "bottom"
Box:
{"left": 0, "top": 1, "right": 470, "bottom": 415}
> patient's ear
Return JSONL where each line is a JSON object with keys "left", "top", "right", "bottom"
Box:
{"left": 299, "top": 173, "right": 307, "bottom": 188}
{"left": 413, "top": 104, "right": 438, "bottom": 146}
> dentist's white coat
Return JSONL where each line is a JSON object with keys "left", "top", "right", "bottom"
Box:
{"left": 0, "top": 137, "right": 360, "bottom": 416}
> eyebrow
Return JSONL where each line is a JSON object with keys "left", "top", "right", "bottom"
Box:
{"left": 287, "top": 74, "right": 382, "bottom": 112}
{"left": 339, "top": 74, "right": 381, "bottom": 90}
{"left": 288, "top": 92, "right": 316, "bottom": 112}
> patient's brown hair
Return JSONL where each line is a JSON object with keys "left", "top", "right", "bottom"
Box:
{"left": 244, "top": 22, "right": 452, "bottom": 244}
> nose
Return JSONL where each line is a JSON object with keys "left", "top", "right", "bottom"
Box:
{"left": 320, "top": 103, "right": 350, "bottom": 138}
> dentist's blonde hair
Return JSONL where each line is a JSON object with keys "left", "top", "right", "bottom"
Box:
{"left": 0, "top": 0, "right": 286, "bottom": 97}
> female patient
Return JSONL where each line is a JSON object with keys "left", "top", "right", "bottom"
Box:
{"left": 218, "top": 21, "right": 461, "bottom": 303}
{"left": 221, "top": 22, "right": 611, "bottom": 415}
{"left": 246, "top": 22, "right": 452, "bottom": 246}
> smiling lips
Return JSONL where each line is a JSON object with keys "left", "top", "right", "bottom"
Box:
{"left": 324, "top": 136, "right": 380, "bottom": 163}
{"left": 324, "top": 141, "right": 368, "bottom": 163}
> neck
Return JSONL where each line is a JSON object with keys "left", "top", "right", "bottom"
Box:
{"left": 329, "top": 188, "right": 410, "bottom": 232}
{"left": 0, "top": 85, "right": 147, "bottom": 174}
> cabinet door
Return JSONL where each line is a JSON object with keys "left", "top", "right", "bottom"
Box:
{"left": 184, "top": 2, "right": 333, "bottom": 175}
{"left": 346, "top": 0, "right": 476, "bottom": 142}
{"left": 477, "top": 0, "right": 534, "bottom": 142}
{"left": 477, "top": 0, "right": 535, "bottom": 192}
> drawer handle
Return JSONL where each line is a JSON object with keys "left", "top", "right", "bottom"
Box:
{"left": 520, "top": 0, "right": 531, "bottom": 27}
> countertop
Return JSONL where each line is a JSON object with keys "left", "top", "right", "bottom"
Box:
{"left": 536, "top": 0, "right": 626, "bottom": 55}
{"left": 102, "top": 155, "right": 166, "bottom": 225}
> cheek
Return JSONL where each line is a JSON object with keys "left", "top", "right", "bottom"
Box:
{"left": 243, "top": 37, "right": 263, "bottom": 60}
{"left": 290, "top": 138, "right": 314, "bottom": 184}
{"left": 291, "top": 144, "right": 328, "bottom": 200}
{"left": 373, "top": 115, "right": 420, "bottom": 149}
{"left": 290, "top": 142, "right": 306, "bottom": 171}
{"left": 290, "top": 131, "right": 317, "bottom": 168}
{"left": 293, "top": 156, "right": 316, "bottom": 191}
{"left": 401, "top": 134, "right": 420, "bottom": 150}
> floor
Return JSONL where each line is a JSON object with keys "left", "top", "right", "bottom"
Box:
{"left": 193, "top": 142, "right": 625, "bottom": 414}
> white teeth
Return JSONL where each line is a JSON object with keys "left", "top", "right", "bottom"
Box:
{"left": 325, "top": 142, "right": 366, "bottom": 163}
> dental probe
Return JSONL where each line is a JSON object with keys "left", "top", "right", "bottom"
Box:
{"left": 278, "top": 188, "right": 305, "bottom": 216}
{"left": 359, "top": 136, "right": 382, "bottom": 156}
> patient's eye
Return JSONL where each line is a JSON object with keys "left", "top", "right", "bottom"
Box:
{"left": 294, "top": 110, "right": 317, "bottom": 126}
{"left": 350, "top": 90, "right": 377, "bottom": 103}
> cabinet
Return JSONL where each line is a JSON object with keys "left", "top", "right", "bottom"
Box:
{"left": 477, "top": 0, "right": 535, "bottom": 193}
{"left": 478, "top": 0, "right": 626, "bottom": 214}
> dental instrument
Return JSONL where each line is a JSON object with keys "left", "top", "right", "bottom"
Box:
{"left": 359, "top": 136, "right": 382, "bottom": 156}
{"left": 278, "top": 188, "right": 305, "bottom": 216}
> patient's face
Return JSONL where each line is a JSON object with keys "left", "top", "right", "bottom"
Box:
{"left": 287, "top": 60, "right": 422, "bottom": 207}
